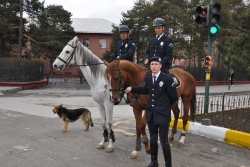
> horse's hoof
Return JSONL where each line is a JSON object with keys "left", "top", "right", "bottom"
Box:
{"left": 96, "top": 144, "right": 105, "bottom": 149}
{"left": 106, "top": 147, "right": 113, "bottom": 153}
{"left": 130, "top": 153, "right": 137, "bottom": 159}
{"left": 178, "top": 142, "right": 184, "bottom": 147}
{"left": 169, "top": 137, "right": 174, "bottom": 142}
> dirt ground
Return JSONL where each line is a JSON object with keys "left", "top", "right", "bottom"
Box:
{"left": 193, "top": 108, "right": 250, "bottom": 133}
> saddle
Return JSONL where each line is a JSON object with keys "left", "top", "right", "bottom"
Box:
{"left": 169, "top": 73, "right": 181, "bottom": 88}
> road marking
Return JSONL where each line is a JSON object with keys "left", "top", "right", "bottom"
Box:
{"left": 114, "top": 128, "right": 136, "bottom": 136}
{"left": 113, "top": 120, "right": 136, "bottom": 136}
{"left": 113, "top": 119, "right": 135, "bottom": 126}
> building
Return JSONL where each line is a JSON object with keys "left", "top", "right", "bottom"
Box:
{"left": 44, "top": 18, "right": 116, "bottom": 75}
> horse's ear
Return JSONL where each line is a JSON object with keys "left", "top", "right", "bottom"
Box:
{"left": 73, "top": 36, "right": 79, "bottom": 44}
{"left": 115, "top": 59, "right": 120, "bottom": 67}
{"left": 103, "top": 60, "right": 109, "bottom": 67}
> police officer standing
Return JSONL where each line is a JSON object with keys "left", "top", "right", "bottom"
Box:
{"left": 144, "top": 18, "right": 174, "bottom": 74}
{"left": 125, "top": 56, "right": 178, "bottom": 167}
{"left": 112, "top": 25, "right": 136, "bottom": 62}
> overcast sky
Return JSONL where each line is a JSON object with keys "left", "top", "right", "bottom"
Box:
{"left": 44, "top": 0, "right": 136, "bottom": 25}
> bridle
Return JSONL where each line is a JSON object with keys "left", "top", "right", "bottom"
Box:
{"left": 109, "top": 66, "right": 146, "bottom": 108}
{"left": 109, "top": 67, "right": 128, "bottom": 99}
{"left": 57, "top": 44, "right": 77, "bottom": 67}
{"left": 56, "top": 43, "right": 104, "bottom": 67}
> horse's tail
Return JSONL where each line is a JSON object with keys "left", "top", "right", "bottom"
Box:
{"left": 190, "top": 87, "right": 196, "bottom": 122}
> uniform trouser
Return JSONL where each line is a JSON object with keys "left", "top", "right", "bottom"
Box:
{"left": 148, "top": 114, "right": 170, "bottom": 146}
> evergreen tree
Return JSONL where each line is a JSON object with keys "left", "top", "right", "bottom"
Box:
{"left": 26, "top": 4, "right": 75, "bottom": 74}
{"left": 221, "top": 2, "right": 250, "bottom": 73}
{"left": 0, "top": 0, "right": 25, "bottom": 57}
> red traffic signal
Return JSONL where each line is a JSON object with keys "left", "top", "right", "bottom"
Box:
{"left": 205, "top": 56, "right": 212, "bottom": 72}
{"left": 195, "top": 5, "right": 209, "bottom": 27}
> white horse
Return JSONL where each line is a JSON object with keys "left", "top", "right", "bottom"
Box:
{"left": 53, "top": 36, "right": 115, "bottom": 152}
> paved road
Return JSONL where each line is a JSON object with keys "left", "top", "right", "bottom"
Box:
{"left": 0, "top": 83, "right": 249, "bottom": 167}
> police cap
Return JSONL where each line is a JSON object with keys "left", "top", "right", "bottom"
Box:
{"left": 119, "top": 25, "right": 129, "bottom": 32}
{"left": 153, "top": 18, "right": 165, "bottom": 27}
{"left": 148, "top": 56, "right": 162, "bottom": 65}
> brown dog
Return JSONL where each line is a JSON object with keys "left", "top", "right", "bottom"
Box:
{"left": 52, "top": 104, "right": 94, "bottom": 133}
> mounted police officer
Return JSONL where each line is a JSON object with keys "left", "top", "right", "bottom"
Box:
{"left": 144, "top": 18, "right": 174, "bottom": 74}
{"left": 125, "top": 56, "right": 178, "bottom": 167}
{"left": 112, "top": 25, "right": 136, "bottom": 62}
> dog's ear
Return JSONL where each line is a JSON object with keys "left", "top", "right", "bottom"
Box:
{"left": 59, "top": 104, "right": 62, "bottom": 107}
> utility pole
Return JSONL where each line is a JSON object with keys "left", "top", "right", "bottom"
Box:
{"left": 18, "top": 0, "right": 23, "bottom": 59}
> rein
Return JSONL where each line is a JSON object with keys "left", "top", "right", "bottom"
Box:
{"left": 129, "top": 72, "right": 147, "bottom": 109}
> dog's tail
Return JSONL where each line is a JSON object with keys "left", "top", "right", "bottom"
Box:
{"left": 89, "top": 112, "right": 94, "bottom": 127}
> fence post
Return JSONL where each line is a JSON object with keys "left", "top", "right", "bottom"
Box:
{"left": 222, "top": 93, "right": 225, "bottom": 127}
{"left": 80, "top": 76, "right": 83, "bottom": 84}
{"left": 222, "top": 93, "right": 225, "bottom": 111}
{"left": 46, "top": 75, "right": 49, "bottom": 85}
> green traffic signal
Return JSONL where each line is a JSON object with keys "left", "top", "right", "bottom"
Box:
{"left": 209, "top": 3, "right": 221, "bottom": 36}
{"left": 209, "top": 24, "right": 221, "bottom": 35}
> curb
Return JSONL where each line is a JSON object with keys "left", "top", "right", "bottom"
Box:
{"left": 170, "top": 117, "right": 250, "bottom": 149}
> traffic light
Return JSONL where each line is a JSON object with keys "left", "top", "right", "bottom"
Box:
{"left": 208, "top": 3, "right": 221, "bottom": 36}
{"left": 195, "top": 5, "right": 209, "bottom": 27}
{"left": 205, "top": 56, "right": 212, "bottom": 72}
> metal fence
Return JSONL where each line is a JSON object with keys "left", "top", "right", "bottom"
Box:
{"left": 178, "top": 93, "right": 250, "bottom": 133}
{"left": 0, "top": 58, "right": 44, "bottom": 82}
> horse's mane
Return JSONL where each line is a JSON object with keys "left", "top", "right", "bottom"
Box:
{"left": 106, "top": 60, "right": 146, "bottom": 81}
{"left": 71, "top": 38, "right": 105, "bottom": 77}
{"left": 119, "top": 60, "right": 145, "bottom": 72}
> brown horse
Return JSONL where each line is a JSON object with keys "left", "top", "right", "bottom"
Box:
{"left": 104, "top": 59, "right": 196, "bottom": 158}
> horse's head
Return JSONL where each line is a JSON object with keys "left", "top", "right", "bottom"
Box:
{"left": 53, "top": 36, "right": 79, "bottom": 71}
{"left": 104, "top": 59, "right": 128, "bottom": 104}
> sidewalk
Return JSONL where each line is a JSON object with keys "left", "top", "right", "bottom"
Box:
{"left": 0, "top": 86, "right": 22, "bottom": 94}
{"left": 196, "top": 84, "right": 250, "bottom": 94}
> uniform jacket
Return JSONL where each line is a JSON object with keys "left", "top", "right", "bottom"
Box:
{"left": 230, "top": 72, "right": 234, "bottom": 79}
{"left": 145, "top": 34, "right": 173, "bottom": 69}
{"left": 112, "top": 38, "right": 136, "bottom": 62}
{"left": 131, "top": 72, "right": 178, "bottom": 125}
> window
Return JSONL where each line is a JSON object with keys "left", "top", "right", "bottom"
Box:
{"left": 99, "top": 39, "right": 106, "bottom": 48}
{"left": 82, "top": 38, "right": 89, "bottom": 47}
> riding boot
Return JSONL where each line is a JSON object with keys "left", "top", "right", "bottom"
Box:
{"left": 162, "top": 144, "right": 172, "bottom": 167}
{"left": 147, "top": 142, "right": 158, "bottom": 167}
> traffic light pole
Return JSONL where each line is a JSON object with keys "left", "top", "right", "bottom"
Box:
{"left": 204, "top": 0, "right": 215, "bottom": 114}
{"left": 204, "top": 35, "right": 212, "bottom": 114}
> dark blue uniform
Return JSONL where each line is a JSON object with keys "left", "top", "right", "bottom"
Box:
{"left": 145, "top": 34, "right": 173, "bottom": 74}
{"left": 112, "top": 38, "right": 136, "bottom": 62}
{"left": 131, "top": 72, "right": 178, "bottom": 146}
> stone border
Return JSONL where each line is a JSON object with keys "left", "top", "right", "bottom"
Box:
{"left": 0, "top": 80, "right": 47, "bottom": 89}
{"left": 170, "top": 118, "right": 250, "bottom": 149}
